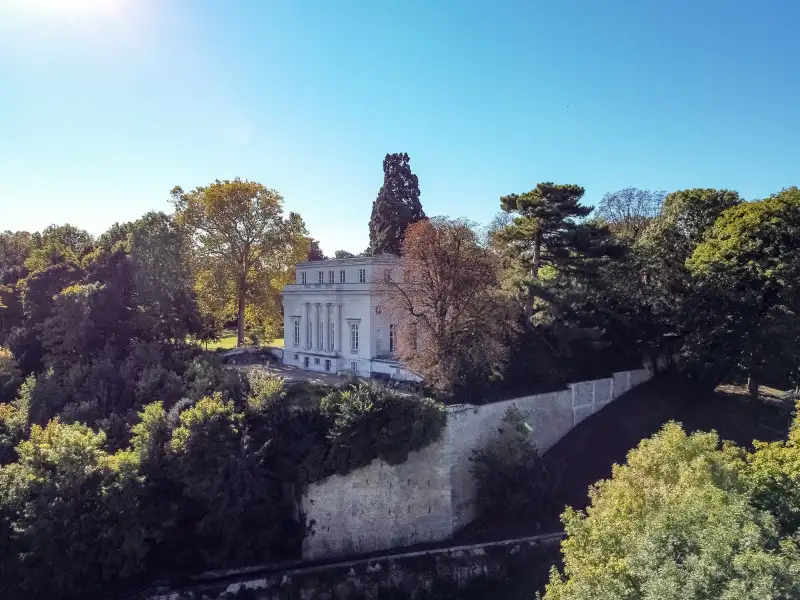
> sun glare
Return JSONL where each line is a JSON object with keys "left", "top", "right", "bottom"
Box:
{"left": 2, "top": 0, "right": 130, "bottom": 19}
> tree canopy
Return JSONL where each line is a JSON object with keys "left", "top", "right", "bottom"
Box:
{"left": 171, "top": 179, "right": 310, "bottom": 346}
{"left": 368, "top": 153, "right": 426, "bottom": 255}
{"left": 684, "top": 188, "right": 800, "bottom": 393}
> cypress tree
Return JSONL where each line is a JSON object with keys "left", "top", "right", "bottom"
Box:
{"left": 368, "top": 153, "right": 425, "bottom": 255}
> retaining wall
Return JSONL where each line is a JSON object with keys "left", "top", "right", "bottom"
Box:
{"left": 145, "top": 533, "right": 564, "bottom": 600}
{"left": 301, "top": 367, "right": 653, "bottom": 560}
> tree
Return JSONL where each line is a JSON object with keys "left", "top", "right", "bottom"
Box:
{"left": 0, "top": 231, "right": 32, "bottom": 285}
{"left": 171, "top": 179, "right": 310, "bottom": 347}
{"left": 497, "top": 182, "right": 621, "bottom": 327}
{"left": 0, "top": 419, "right": 151, "bottom": 599}
{"left": 368, "top": 152, "right": 425, "bottom": 255}
{"left": 333, "top": 250, "right": 356, "bottom": 259}
{"left": 684, "top": 188, "right": 800, "bottom": 395}
{"left": 24, "top": 224, "right": 93, "bottom": 273}
{"left": 167, "top": 394, "right": 288, "bottom": 566}
{"left": 126, "top": 212, "right": 202, "bottom": 342}
{"left": 470, "top": 407, "right": 553, "bottom": 518}
{"left": 542, "top": 422, "right": 800, "bottom": 600}
{"left": 306, "top": 239, "right": 326, "bottom": 261}
{"left": 384, "top": 217, "right": 514, "bottom": 395}
{"left": 595, "top": 187, "right": 665, "bottom": 243}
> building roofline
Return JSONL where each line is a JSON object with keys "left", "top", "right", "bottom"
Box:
{"left": 297, "top": 254, "right": 400, "bottom": 268}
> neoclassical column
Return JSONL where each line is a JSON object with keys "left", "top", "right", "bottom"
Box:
{"left": 301, "top": 302, "right": 309, "bottom": 349}
{"left": 305, "top": 302, "right": 312, "bottom": 349}
{"left": 334, "top": 303, "right": 342, "bottom": 352}
{"left": 325, "top": 303, "right": 332, "bottom": 351}
{"left": 312, "top": 303, "right": 320, "bottom": 350}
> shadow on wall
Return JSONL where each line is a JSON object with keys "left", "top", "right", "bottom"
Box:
{"left": 300, "top": 366, "right": 654, "bottom": 561}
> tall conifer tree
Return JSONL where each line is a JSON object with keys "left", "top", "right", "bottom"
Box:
{"left": 368, "top": 153, "right": 425, "bottom": 255}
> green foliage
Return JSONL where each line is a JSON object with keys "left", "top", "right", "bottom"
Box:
{"left": 471, "top": 407, "right": 553, "bottom": 517}
{"left": 0, "top": 347, "right": 21, "bottom": 403}
{"left": 541, "top": 422, "right": 800, "bottom": 600}
{"left": 368, "top": 152, "right": 426, "bottom": 255}
{"left": 0, "top": 419, "right": 151, "bottom": 600}
{"left": 24, "top": 224, "right": 93, "bottom": 273}
{"left": 171, "top": 179, "right": 310, "bottom": 347}
{"left": 497, "top": 182, "right": 622, "bottom": 328}
{"left": 246, "top": 369, "right": 286, "bottom": 411}
{"left": 321, "top": 382, "right": 446, "bottom": 471}
{"left": 684, "top": 188, "right": 800, "bottom": 389}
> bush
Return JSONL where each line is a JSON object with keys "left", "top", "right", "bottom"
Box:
{"left": 321, "top": 382, "right": 447, "bottom": 473}
{"left": 245, "top": 369, "right": 286, "bottom": 412}
{"left": 470, "top": 407, "right": 554, "bottom": 518}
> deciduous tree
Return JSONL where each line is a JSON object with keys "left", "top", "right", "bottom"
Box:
{"left": 542, "top": 423, "right": 800, "bottom": 600}
{"left": 384, "top": 217, "right": 514, "bottom": 395}
{"left": 171, "top": 179, "right": 310, "bottom": 346}
{"left": 368, "top": 153, "right": 425, "bottom": 255}
{"left": 595, "top": 187, "right": 665, "bottom": 243}
{"left": 685, "top": 188, "right": 800, "bottom": 395}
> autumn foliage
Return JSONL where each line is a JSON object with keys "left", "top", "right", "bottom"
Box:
{"left": 384, "top": 217, "right": 514, "bottom": 396}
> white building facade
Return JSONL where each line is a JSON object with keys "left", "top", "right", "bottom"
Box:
{"left": 281, "top": 255, "right": 420, "bottom": 381}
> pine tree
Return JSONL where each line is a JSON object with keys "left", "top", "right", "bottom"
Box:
{"left": 497, "top": 182, "right": 620, "bottom": 326}
{"left": 368, "top": 153, "right": 425, "bottom": 255}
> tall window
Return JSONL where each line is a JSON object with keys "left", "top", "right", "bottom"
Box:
{"left": 358, "top": 268, "right": 366, "bottom": 283}
{"left": 350, "top": 323, "right": 359, "bottom": 353}
{"left": 350, "top": 360, "right": 358, "bottom": 373}
{"left": 389, "top": 324, "right": 395, "bottom": 353}
{"left": 340, "top": 269, "right": 346, "bottom": 283}
{"left": 318, "top": 321, "right": 324, "bottom": 349}
{"left": 328, "top": 270, "right": 334, "bottom": 283}
{"left": 307, "top": 322, "right": 312, "bottom": 347}
{"left": 301, "top": 272, "right": 307, "bottom": 284}
{"left": 329, "top": 322, "right": 335, "bottom": 350}
{"left": 293, "top": 319, "right": 300, "bottom": 346}
{"left": 318, "top": 271, "right": 324, "bottom": 283}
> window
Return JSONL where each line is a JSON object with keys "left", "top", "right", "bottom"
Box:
{"left": 301, "top": 272, "right": 307, "bottom": 284}
{"left": 358, "top": 268, "right": 366, "bottom": 283}
{"left": 350, "top": 360, "right": 358, "bottom": 373}
{"left": 325, "top": 359, "right": 331, "bottom": 371}
{"left": 314, "top": 357, "right": 320, "bottom": 365}
{"left": 293, "top": 319, "right": 300, "bottom": 346}
{"left": 329, "top": 322, "right": 335, "bottom": 350}
{"left": 389, "top": 324, "right": 395, "bottom": 353}
{"left": 318, "top": 271, "right": 324, "bottom": 284}
{"left": 308, "top": 322, "right": 312, "bottom": 347}
{"left": 339, "top": 269, "right": 346, "bottom": 283}
{"left": 303, "top": 356, "right": 309, "bottom": 368}
{"left": 350, "top": 322, "right": 359, "bottom": 353}
{"left": 384, "top": 269, "right": 391, "bottom": 283}
{"left": 293, "top": 353, "right": 299, "bottom": 360}
{"left": 318, "top": 321, "right": 324, "bottom": 349}
{"left": 328, "top": 270, "right": 334, "bottom": 283}
{"left": 375, "top": 306, "right": 381, "bottom": 315}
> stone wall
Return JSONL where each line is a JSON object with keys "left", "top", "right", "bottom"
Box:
{"left": 301, "top": 367, "right": 653, "bottom": 560}
{"left": 146, "top": 533, "right": 564, "bottom": 600}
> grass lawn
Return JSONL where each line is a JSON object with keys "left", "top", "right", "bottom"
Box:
{"left": 201, "top": 329, "right": 284, "bottom": 350}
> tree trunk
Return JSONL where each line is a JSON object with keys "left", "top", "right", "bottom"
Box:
{"left": 747, "top": 374, "right": 759, "bottom": 399}
{"left": 524, "top": 231, "right": 543, "bottom": 328}
{"left": 237, "top": 272, "right": 247, "bottom": 347}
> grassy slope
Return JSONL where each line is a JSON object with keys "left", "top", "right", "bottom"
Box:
{"left": 454, "top": 373, "right": 792, "bottom": 545}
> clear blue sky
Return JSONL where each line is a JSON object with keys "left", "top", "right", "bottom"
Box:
{"left": 1, "top": 1, "right": 798, "bottom": 254}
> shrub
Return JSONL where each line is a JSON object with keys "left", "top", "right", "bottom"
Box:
{"left": 321, "top": 382, "right": 447, "bottom": 474}
{"left": 245, "top": 369, "right": 286, "bottom": 412}
{"left": 470, "top": 406, "right": 553, "bottom": 518}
